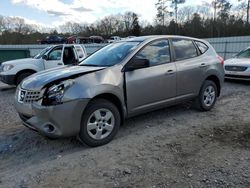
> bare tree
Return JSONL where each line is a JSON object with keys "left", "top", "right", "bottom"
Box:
{"left": 168, "top": 0, "right": 186, "bottom": 23}
{"left": 155, "top": 0, "right": 169, "bottom": 26}
{"left": 60, "top": 22, "right": 83, "bottom": 34}
{"left": 0, "top": 16, "right": 4, "bottom": 33}
{"left": 123, "top": 11, "right": 141, "bottom": 35}
{"left": 238, "top": 0, "right": 250, "bottom": 23}
{"left": 178, "top": 6, "right": 195, "bottom": 22}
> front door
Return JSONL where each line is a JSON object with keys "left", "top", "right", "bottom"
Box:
{"left": 44, "top": 46, "right": 64, "bottom": 69}
{"left": 125, "top": 39, "right": 176, "bottom": 114}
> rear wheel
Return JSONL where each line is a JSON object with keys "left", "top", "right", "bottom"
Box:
{"left": 79, "top": 99, "right": 120, "bottom": 147}
{"left": 16, "top": 72, "right": 34, "bottom": 86}
{"left": 195, "top": 80, "right": 218, "bottom": 111}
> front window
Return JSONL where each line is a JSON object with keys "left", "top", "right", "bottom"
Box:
{"left": 236, "top": 49, "right": 250, "bottom": 58}
{"left": 48, "top": 47, "right": 62, "bottom": 60}
{"left": 34, "top": 46, "right": 53, "bottom": 59}
{"left": 80, "top": 41, "right": 140, "bottom": 67}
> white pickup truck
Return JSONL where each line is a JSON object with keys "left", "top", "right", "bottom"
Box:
{"left": 0, "top": 44, "right": 87, "bottom": 85}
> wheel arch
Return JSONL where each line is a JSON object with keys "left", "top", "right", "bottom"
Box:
{"left": 15, "top": 69, "right": 37, "bottom": 85}
{"left": 88, "top": 93, "right": 126, "bottom": 124}
{"left": 204, "top": 75, "right": 221, "bottom": 97}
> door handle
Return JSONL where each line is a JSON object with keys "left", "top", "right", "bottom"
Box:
{"left": 57, "top": 63, "right": 63, "bottom": 65}
{"left": 200, "top": 63, "right": 206, "bottom": 68}
{"left": 166, "top": 69, "right": 174, "bottom": 75}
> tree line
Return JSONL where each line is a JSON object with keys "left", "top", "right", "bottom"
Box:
{"left": 0, "top": 0, "right": 250, "bottom": 44}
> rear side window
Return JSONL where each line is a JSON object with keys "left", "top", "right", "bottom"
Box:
{"left": 195, "top": 41, "right": 209, "bottom": 54}
{"left": 75, "top": 46, "right": 85, "bottom": 59}
{"left": 135, "top": 40, "right": 171, "bottom": 66}
{"left": 172, "top": 39, "right": 198, "bottom": 61}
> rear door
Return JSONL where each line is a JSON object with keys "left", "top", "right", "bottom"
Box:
{"left": 125, "top": 39, "right": 177, "bottom": 114}
{"left": 171, "top": 38, "right": 204, "bottom": 97}
{"left": 44, "top": 46, "right": 64, "bottom": 69}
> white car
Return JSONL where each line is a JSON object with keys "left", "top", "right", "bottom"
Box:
{"left": 224, "top": 47, "right": 250, "bottom": 81}
{"left": 107, "top": 36, "right": 121, "bottom": 43}
{"left": 0, "top": 44, "right": 87, "bottom": 85}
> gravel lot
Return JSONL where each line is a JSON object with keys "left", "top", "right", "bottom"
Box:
{"left": 0, "top": 81, "right": 249, "bottom": 188}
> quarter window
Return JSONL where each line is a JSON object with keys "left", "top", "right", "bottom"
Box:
{"left": 172, "top": 39, "right": 198, "bottom": 61}
{"left": 195, "top": 41, "right": 208, "bottom": 54}
{"left": 135, "top": 40, "right": 171, "bottom": 66}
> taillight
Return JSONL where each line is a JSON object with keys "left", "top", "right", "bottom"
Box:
{"left": 217, "top": 55, "right": 224, "bottom": 65}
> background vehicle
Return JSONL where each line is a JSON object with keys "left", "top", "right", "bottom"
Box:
{"left": 67, "top": 36, "right": 104, "bottom": 44}
{"left": 15, "top": 36, "right": 224, "bottom": 147}
{"left": 40, "top": 35, "right": 66, "bottom": 44}
{"left": 89, "top": 36, "right": 104, "bottom": 43}
{"left": 0, "top": 44, "right": 87, "bottom": 85}
{"left": 107, "top": 36, "right": 121, "bottom": 43}
{"left": 224, "top": 47, "right": 250, "bottom": 80}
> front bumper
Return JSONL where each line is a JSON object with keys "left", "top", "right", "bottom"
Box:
{"left": 15, "top": 99, "right": 90, "bottom": 138}
{"left": 225, "top": 70, "right": 250, "bottom": 81}
{"left": 0, "top": 73, "right": 15, "bottom": 85}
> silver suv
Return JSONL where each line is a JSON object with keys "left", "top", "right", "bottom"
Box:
{"left": 14, "top": 36, "right": 224, "bottom": 146}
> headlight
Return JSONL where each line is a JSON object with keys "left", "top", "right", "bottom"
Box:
{"left": 43, "top": 79, "right": 74, "bottom": 105}
{"left": 3, "top": 64, "right": 14, "bottom": 72}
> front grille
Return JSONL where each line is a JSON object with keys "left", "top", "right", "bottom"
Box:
{"left": 18, "top": 88, "right": 41, "bottom": 103}
{"left": 225, "top": 66, "right": 248, "bottom": 72}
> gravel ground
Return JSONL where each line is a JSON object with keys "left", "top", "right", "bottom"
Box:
{"left": 0, "top": 81, "right": 249, "bottom": 188}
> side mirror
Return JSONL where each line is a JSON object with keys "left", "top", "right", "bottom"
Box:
{"left": 124, "top": 58, "right": 150, "bottom": 71}
{"left": 42, "top": 54, "right": 48, "bottom": 60}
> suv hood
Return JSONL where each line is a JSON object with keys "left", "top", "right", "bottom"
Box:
{"left": 225, "top": 58, "right": 250, "bottom": 66}
{"left": 2, "top": 58, "right": 40, "bottom": 66}
{"left": 21, "top": 65, "right": 105, "bottom": 90}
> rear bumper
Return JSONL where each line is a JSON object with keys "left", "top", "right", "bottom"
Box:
{"left": 15, "top": 99, "right": 90, "bottom": 138}
{"left": 0, "top": 73, "right": 15, "bottom": 85}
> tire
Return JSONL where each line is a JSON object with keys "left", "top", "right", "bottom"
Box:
{"left": 195, "top": 80, "right": 218, "bottom": 111}
{"left": 16, "top": 72, "right": 33, "bottom": 86}
{"left": 79, "top": 99, "right": 121, "bottom": 147}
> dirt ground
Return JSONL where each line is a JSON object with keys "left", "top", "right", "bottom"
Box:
{"left": 0, "top": 81, "right": 249, "bottom": 188}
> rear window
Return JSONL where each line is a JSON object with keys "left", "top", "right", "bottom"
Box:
{"left": 172, "top": 39, "right": 198, "bottom": 61}
{"left": 195, "top": 41, "right": 209, "bottom": 54}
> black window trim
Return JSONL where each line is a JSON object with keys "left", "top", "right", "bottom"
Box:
{"left": 125, "top": 38, "right": 173, "bottom": 69}
{"left": 170, "top": 38, "right": 199, "bottom": 62}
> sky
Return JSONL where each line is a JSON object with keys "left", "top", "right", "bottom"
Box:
{"left": 0, "top": 0, "right": 240, "bottom": 28}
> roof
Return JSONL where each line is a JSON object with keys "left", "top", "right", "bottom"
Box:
{"left": 125, "top": 35, "right": 206, "bottom": 43}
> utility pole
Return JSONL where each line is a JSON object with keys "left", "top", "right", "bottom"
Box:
{"left": 212, "top": 0, "right": 217, "bottom": 21}
{"left": 247, "top": 0, "right": 250, "bottom": 23}
{"left": 170, "top": 0, "right": 185, "bottom": 24}
{"left": 174, "top": 1, "right": 178, "bottom": 23}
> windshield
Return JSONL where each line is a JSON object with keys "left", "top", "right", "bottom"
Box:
{"left": 34, "top": 46, "right": 53, "bottom": 59}
{"left": 79, "top": 41, "right": 140, "bottom": 67}
{"left": 235, "top": 49, "right": 250, "bottom": 59}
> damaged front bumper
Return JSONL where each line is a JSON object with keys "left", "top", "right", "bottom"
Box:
{"left": 15, "top": 99, "right": 90, "bottom": 138}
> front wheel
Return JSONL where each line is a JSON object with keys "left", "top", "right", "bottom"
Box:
{"left": 195, "top": 80, "right": 218, "bottom": 111}
{"left": 79, "top": 99, "right": 121, "bottom": 147}
{"left": 16, "top": 72, "right": 34, "bottom": 86}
